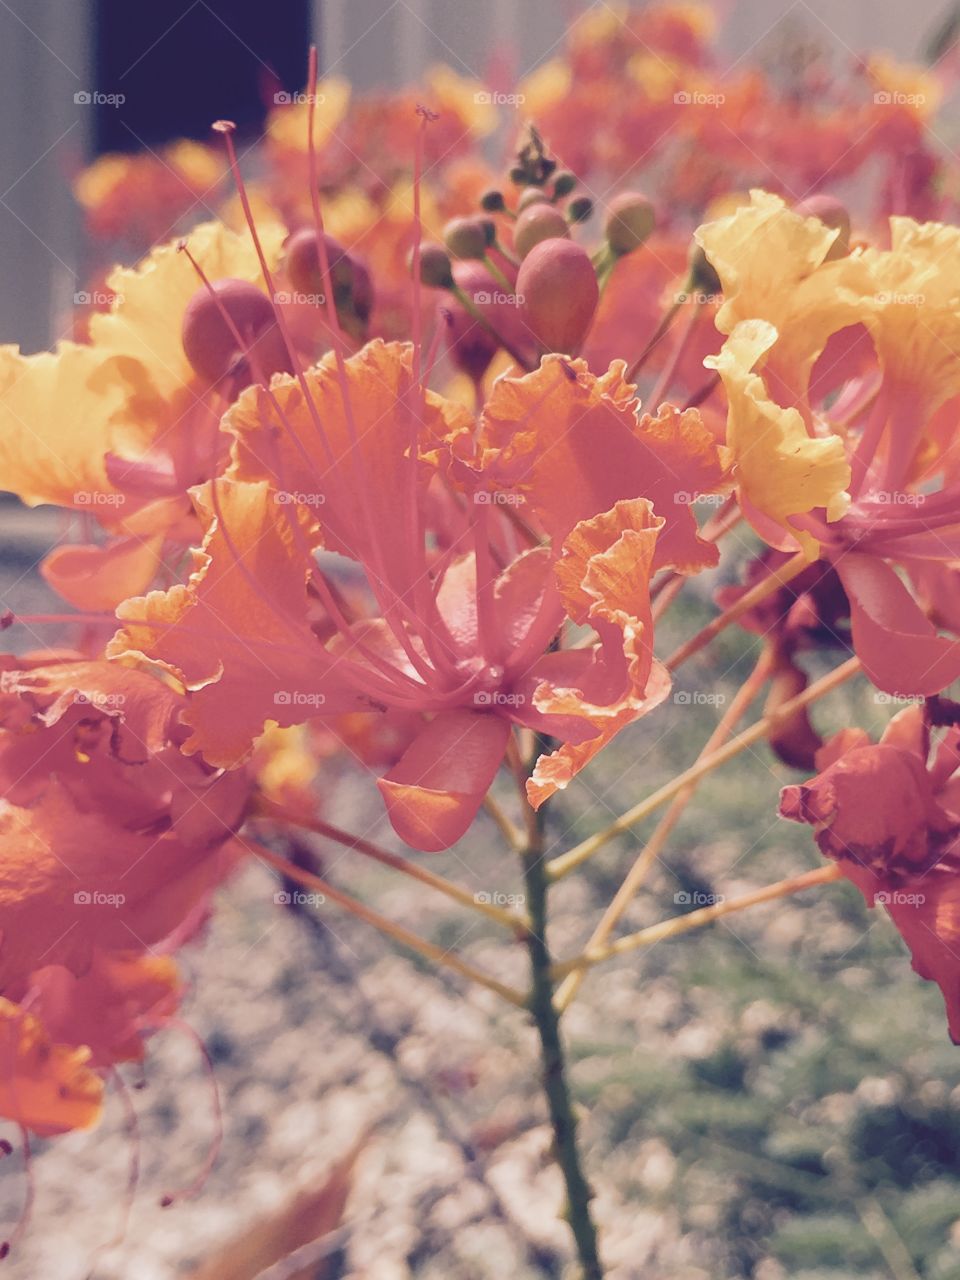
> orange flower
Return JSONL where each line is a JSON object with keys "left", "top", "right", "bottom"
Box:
{"left": 0, "top": 1001, "right": 102, "bottom": 1136}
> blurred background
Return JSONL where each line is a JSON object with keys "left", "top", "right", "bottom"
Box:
{"left": 5, "top": 3, "right": 960, "bottom": 1279}
{"left": 0, "top": 0, "right": 956, "bottom": 349}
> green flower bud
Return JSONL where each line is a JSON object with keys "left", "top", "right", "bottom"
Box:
{"left": 605, "top": 192, "right": 656, "bottom": 255}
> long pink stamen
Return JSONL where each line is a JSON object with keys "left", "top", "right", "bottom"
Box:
{"left": 158, "top": 1019, "right": 223, "bottom": 1208}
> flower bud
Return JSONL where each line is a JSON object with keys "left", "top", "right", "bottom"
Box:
{"left": 444, "top": 216, "right": 490, "bottom": 261}
{"left": 517, "top": 185, "right": 551, "bottom": 213}
{"left": 415, "top": 242, "right": 455, "bottom": 289}
{"left": 566, "top": 196, "right": 594, "bottom": 224}
{"left": 450, "top": 261, "right": 536, "bottom": 378}
{"left": 605, "top": 192, "right": 656, "bottom": 255}
{"left": 285, "top": 228, "right": 353, "bottom": 297}
{"left": 513, "top": 204, "right": 570, "bottom": 259}
{"left": 480, "top": 189, "right": 506, "bottom": 212}
{"left": 182, "top": 279, "right": 292, "bottom": 392}
{"left": 552, "top": 170, "right": 577, "bottom": 198}
{"left": 517, "top": 239, "right": 599, "bottom": 354}
{"left": 793, "top": 194, "right": 850, "bottom": 260}
{"left": 687, "top": 242, "right": 721, "bottom": 297}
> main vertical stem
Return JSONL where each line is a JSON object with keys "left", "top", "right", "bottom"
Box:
{"left": 522, "top": 796, "right": 604, "bottom": 1279}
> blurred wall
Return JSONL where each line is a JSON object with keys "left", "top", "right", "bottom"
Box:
{"left": 0, "top": 0, "right": 89, "bottom": 352}
{"left": 0, "top": 0, "right": 957, "bottom": 350}
{"left": 315, "top": 0, "right": 956, "bottom": 86}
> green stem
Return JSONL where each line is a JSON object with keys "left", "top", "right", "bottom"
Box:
{"left": 521, "top": 794, "right": 604, "bottom": 1279}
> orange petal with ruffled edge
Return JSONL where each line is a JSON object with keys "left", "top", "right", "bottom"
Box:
{"left": 0, "top": 343, "right": 126, "bottom": 510}
{"left": 0, "top": 999, "right": 102, "bottom": 1136}
{"left": 41, "top": 534, "right": 166, "bottom": 612}
{"left": 225, "top": 340, "right": 466, "bottom": 603}
{"left": 28, "top": 952, "right": 181, "bottom": 1069}
{"left": 378, "top": 711, "right": 511, "bottom": 851}
{"left": 0, "top": 785, "right": 237, "bottom": 995}
{"left": 705, "top": 320, "right": 850, "bottom": 555}
{"left": 109, "top": 478, "right": 365, "bottom": 767}
{"left": 473, "top": 355, "right": 724, "bottom": 573}
{"left": 526, "top": 498, "right": 670, "bottom": 807}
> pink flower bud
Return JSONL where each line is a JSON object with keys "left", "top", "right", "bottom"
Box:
{"left": 517, "top": 239, "right": 599, "bottom": 355}
{"left": 182, "top": 279, "right": 292, "bottom": 392}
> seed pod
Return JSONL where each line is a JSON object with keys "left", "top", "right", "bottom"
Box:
{"left": 513, "top": 204, "right": 570, "bottom": 259}
{"left": 793, "top": 194, "right": 850, "bottom": 260}
{"left": 444, "top": 216, "right": 490, "bottom": 261}
{"left": 517, "top": 239, "right": 599, "bottom": 355}
{"left": 182, "top": 278, "right": 292, "bottom": 391}
{"left": 605, "top": 192, "right": 656, "bottom": 255}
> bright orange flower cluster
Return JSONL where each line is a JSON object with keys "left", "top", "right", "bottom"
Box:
{"left": 4, "top": 6, "right": 960, "bottom": 1267}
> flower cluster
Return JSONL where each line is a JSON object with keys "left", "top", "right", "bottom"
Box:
{"left": 3, "top": 5, "right": 960, "bottom": 1269}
